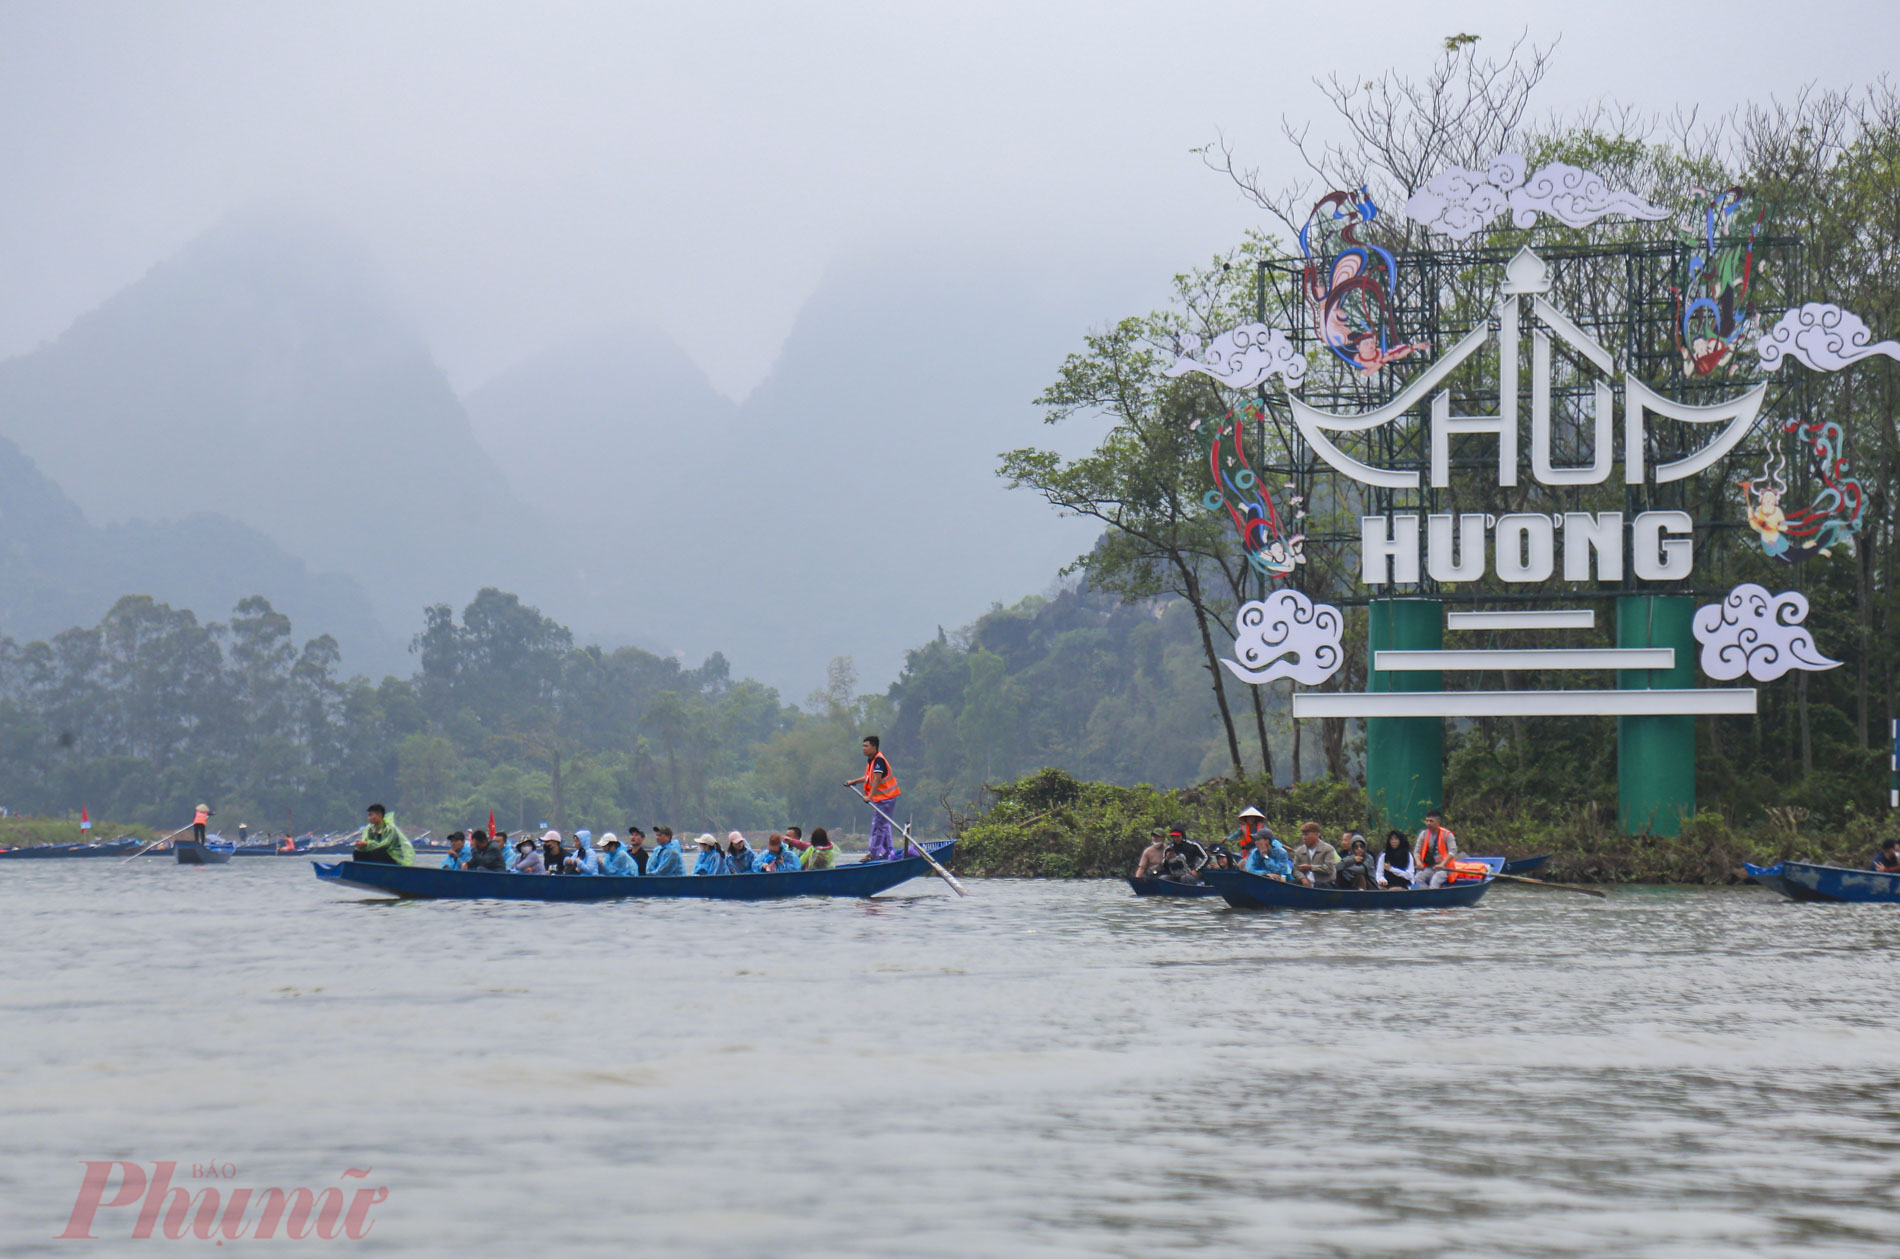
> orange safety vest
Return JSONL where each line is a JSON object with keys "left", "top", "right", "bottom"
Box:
{"left": 861, "top": 753, "right": 900, "bottom": 803}
{"left": 1416, "top": 825, "right": 1455, "bottom": 868}
{"left": 193, "top": 807, "right": 210, "bottom": 826}
{"left": 1448, "top": 858, "right": 1491, "bottom": 883}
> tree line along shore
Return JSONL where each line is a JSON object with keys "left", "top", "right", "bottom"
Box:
{"left": 948, "top": 769, "right": 1889, "bottom": 884}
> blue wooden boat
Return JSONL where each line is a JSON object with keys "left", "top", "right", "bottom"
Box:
{"left": 313, "top": 840, "right": 956, "bottom": 901}
{"left": 176, "top": 838, "right": 234, "bottom": 865}
{"left": 1499, "top": 853, "right": 1552, "bottom": 875}
{"left": 0, "top": 837, "right": 145, "bottom": 860}
{"left": 1745, "top": 860, "right": 1900, "bottom": 904}
{"left": 1201, "top": 867, "right": 1493, "bottom": 910}
{"left": 1128, "top": 875, "right": 1222, "bottom": 898}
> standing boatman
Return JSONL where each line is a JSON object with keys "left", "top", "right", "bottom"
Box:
{"left": 1230, "top": 805, "right": 1270, "bottom": 853}
{"left": 849, "top": 734, "right": 901, "bottom": 861}
{"left": 190, "top": 802, "right": 213, "bottom": 845}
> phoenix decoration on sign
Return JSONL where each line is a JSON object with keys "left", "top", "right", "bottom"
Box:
{"left": 1738, "top": 419, "right": 1865, "bottom": 563}
{"left": 1194, "top": 401, "right": 1307, "bottom": 578}
{"left": 1676, "top": 186, "right": 1765, "bottom": 378}
{"left": 1299, "top": 188, "right": 1428, "bottom": 374}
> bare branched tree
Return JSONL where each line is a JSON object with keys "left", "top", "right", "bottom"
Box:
{"left": 1203, "top": 31, "right": 1557, "bottom": 243}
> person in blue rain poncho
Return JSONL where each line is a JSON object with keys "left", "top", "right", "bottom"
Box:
{"left": 646, "top": 826, "right": 686, "bottom": 876}
{"left": 756, "top": 833, "right": 801, "bottom": 872}
{"left": 692, "top": 833, "right": 728, "bottom": 875}
{"left": 597, "top": 834, "right": 637, "bottom": 876}
{"left": 724, "top": 832, "right": 756, "bottom": 873}
{"left": 1244, "top": 836, "right": 1294, "bottom": 880}
{"left": 565, "top": 829, "right": 601, "bottom": 875}
{"left": 439, "top": 831, "right": 470, "bottom": 870}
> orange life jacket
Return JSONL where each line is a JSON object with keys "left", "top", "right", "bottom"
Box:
{"left": 193, "top": 807, "right": 210, "bottom": 826}
{"left": 862, "top": 753, "right": 900, "bottom": 803}
{"left": 1448, "top": 858, "right": 1491, "bottom": 884}
{"left": 1416, "top": 825, "right": 1455, "bottom": 868}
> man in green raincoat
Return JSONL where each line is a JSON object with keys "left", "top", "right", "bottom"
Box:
{"left": 354, "top": 803, "right": 414, "bottom": 865}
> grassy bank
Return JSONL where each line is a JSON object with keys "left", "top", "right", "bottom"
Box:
{"left": 0, "top": 817, "right": 159, "bottom": 848}
{"left": 949, "top": 768, "right": 1892, "bottom": 883}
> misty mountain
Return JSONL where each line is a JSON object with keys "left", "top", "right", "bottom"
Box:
{"left": 461, "top": 246, "right": 1119, "bottom": 691}
{"left": 3, "top": 213, "right": 1132, "bottom": 696}
{"left": 0, "top": 211, "right": 548, "bottom": 614}
{"left": 463, "top": 327, "right": 737, "bottom": 651}
{"left": 0, "top": 434, "right": 402, "bottom": 670}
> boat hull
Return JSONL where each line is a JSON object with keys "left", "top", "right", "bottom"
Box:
{"left": 313, "top": 841, "right": 956, "bottom": 901}
{"left": 1128, "top": 876, "right": 1222, "bottom": 898}
{"left": 1745, "top": 861, "right": 1900, "bottom": 904}
{"left": 1202, "top": 868, "right": 1492, "bottom": 910}
{"left": 175, "top": 840, "right": 233, "bottom": 865}
{"left": 0, "top": 839, "right": 143, "bottom": 860}
{"left": 1499, "top": 853, "right": 1552, "bottom": 875}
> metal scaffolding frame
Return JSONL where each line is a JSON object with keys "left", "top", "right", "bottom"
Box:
{"left": 1240, "top": 231, "right": 1811, "bottom": 608}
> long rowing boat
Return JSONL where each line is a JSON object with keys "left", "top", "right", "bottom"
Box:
{"left": 314, "top": 840, "right": 957, "bottom": 901}
{"left": 175, "top": 839, "right": 234, "bottom": 865}
{"left": 1127, "top": 875, "right": 1222, "bottom": 898}
{"left": 1201, "top": 867, "right": 1494, "bottom": 910}
{"left": 1745, "top": 860, "right": 1900, "bottom": 904}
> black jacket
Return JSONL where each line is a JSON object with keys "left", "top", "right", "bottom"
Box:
{"left": 466, "top": 843, "right": 506, "bottom": 872}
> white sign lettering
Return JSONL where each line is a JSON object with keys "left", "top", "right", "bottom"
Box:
{"left": 1293, "top": 249, "right": 1765, "bottom": 493}
{"left": 1362, "top": 511, "right": 1678, "bottom": 585}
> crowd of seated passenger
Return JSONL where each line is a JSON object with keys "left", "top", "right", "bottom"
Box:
{"left": 1133, "top": 809, "right": 1485, "bottom": 891}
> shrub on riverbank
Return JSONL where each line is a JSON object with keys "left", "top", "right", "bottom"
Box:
{"left": 949, "top": 769, "right": 1891, "bottom": 883}
{"left": 0, "top": 816, "right": 158, "bottom": 848}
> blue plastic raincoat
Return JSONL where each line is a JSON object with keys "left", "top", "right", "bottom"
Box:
{"left": 647, "top": 839, "right": 685, "bottom": 877}
{"left": 1245, "top": 839, "right": 1293, "bottom": 878}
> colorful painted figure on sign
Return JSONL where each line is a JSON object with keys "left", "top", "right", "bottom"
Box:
{"left": 1196, "top": 401, "right": 1305, "bottom": 577}
{"left": 1737, "top": 420, "right": 1863, "bottom": 563}
{"left": 1299, "top": 189, "right": 1428, "bottom": 375}
{"left": 1676, "top": 186, "right": 1766, "bottom": 377}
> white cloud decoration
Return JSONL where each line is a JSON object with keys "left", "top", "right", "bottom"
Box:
{"left": 1221, "top": 588, "right": 1344, "bottom": 686}
{"left": 1692, "top": 584, "right": 1841, "bottom": 682}
{"left": 1405, "top": 153, "right": 1670, "bottom": 241}
{"left": 1163, "top": 323, "right": 1306, "bottom": 390}
{"left": 1757, "top": 303, "right": 1900, "bottom": 373}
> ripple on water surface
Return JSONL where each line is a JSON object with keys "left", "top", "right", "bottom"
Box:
{"left": 2, "top": 863, "right": 1898, "bottom": 1256}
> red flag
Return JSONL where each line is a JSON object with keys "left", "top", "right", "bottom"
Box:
{"left": 80, "top": 805, "right": 91, "bottom": 832}
{"left": 488, "top": 810, "right": 496, "bottom": 837}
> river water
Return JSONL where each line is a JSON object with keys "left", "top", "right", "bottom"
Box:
{"left": 3, "top": 859, "right": 1899, "bottom": 1256}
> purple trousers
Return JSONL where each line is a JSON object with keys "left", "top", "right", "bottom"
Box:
{"left": 867, "top": 799, "right": 896, "bottom": 860}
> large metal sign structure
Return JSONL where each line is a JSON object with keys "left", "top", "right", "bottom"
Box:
{"left": 1168, "top": 158, "right": 1886, "bottom": 834}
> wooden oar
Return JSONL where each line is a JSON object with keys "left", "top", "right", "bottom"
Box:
{"left": 1490, "top": 871, "right": 1607, "bottom": 898}
{"left": 845, "top": 786, "right": 968, "bottom": 897}
{"left": 120, "top": 824, "right": 193, "bottom": 864}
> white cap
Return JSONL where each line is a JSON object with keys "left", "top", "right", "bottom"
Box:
{"left": 695, "top": 832, "right": 719, "bottom": 846}
{"left": 600, "top": 833, "right": 620, "bottom": 846}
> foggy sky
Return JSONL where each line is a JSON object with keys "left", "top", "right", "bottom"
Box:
{"left": 6, "top": 1, "right": 1896, "bottom": 403}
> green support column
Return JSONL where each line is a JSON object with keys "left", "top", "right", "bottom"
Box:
{"left": 1366, "top": 599, "right": 1443, "bottom": 833}
{"left": 1617, "top": 595, "right": 1697, "bottom": 836}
